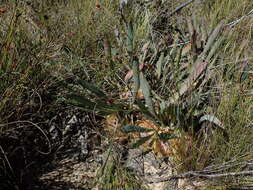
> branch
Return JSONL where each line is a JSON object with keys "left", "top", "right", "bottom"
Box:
{"left": 147, "top": 170, "right": 253, "bottom": 183}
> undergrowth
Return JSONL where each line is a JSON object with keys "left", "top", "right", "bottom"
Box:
{"left": 0, "top": 0, "right": 253, "bottom": 189}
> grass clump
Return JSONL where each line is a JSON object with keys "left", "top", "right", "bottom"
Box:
{"left": 1, "top": 0, "right": 253, "bottom": 189}
{"left": 94, "top": 146, "right": 146, "bottom": 190}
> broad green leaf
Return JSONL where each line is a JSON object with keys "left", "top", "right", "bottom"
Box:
{"left": 135, "top": 100, "right": 158, "bottom": 123}
{"left": 132, "top": 57, "right": 140, "bottom": 99}
{"left": 121, "top": 125, "right": 154, "bottom": 133}
{"left": 67, "top": 94, "right": 108, "bottom": 114}
{"left": 140, "top": 72, "right": 155, "bottom": 115}
{"left": 170, "top": 38, "right": 180, "bottom": 59}
{"left": 158, "top": 132, "right": 177, "bottom": 141}
{"left": 200, "top": 114, "right": 229, "bottom": 140}
{"left": 127, "top": 21, "right": 134, "bottom": 53}
{"left": 156, "top": 52, "right": 164, "bottom": 79}
{"left": 160, "top": 100, "right": 166, "bottom": 114}
{"left": 175, "top": 46, "right": 183, "bottom": 68}
{"left": 67, "top": 94, "right": 126, "bottom": 115}
{"left": 77, "top": 80, "right": 107, "bottom": 98}
{"left": 161, "top": 54, "right": 172, "bottom": 89}
{"left": 67, "top": 94, "right": 96, "bottom": 108}
{"left": 111, "top": 47, "right": 118, "bottom": 56}
{"left": 95, "top": 100, "right": 130, "bottom": 115}
{"left": 199, "top": 114, "right": 224, "bottom": 129}
{"left": 131, "top": 134, "right": 153, "bottom": 149}
{"left": 241, "top": 70, "right": 253, "bottom": 82}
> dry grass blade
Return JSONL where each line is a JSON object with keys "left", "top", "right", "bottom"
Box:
{"left": 206, "top": 36, "right": 224, "bottom": 62}
{"left": 147, "top": 170, "right": 253, "bottom": 183}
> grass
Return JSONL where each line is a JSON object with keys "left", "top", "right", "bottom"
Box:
{"left": 0, "top": 0, "right": 253, "bottom": 189}
{"left": 94, "top": 146, "right": 146, "bottom": 190}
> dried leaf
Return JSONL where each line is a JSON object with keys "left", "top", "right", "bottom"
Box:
{"left": 105, "top": 113, "right": 119, "bottom": 129}
{"left": 136, "top": 119, "right": 159, "bottom": 130}
{"left": 190, "top": 61, "right": 209, "bottom": 81}
{"left": 182, "top": 43, "right": 191, "bottom": 56}
{"left": 136, "top": 89, "right": 144, "bottom": 99}
{"left": 153, "top": 139, "right": 169, "bottom": 156}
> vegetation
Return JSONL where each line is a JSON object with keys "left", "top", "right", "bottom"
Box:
{"left": 0, "top": 0, "right": 253, "bottom": 189}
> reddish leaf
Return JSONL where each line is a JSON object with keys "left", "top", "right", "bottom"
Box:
{"left": 0, "top": 7, "right": 7, "bottom": 14}
{"left": 124, "top": 70, "right": 133, "bottom": 81}
{"left": 124, "top": 63, "right": 144, "bottom": 81}
{"left": 142, "top": 42, "right": 150, "bottom": 52}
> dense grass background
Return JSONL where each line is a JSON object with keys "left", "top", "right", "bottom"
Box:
{"left": 0, "top": 0, "right": 253, "bottom": 189}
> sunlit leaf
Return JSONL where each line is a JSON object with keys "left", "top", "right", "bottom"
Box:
{"left": 199, "top": 114, "right": 224, "bottom": 129}
{"left": 182, "top": 43, "right": 191, "bottom": 56}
